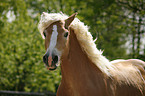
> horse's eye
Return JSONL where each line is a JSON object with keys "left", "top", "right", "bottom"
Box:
{"left": 64, "top": 32, "right": 68, "bottom": 38}
{"left": 43, "top": 32, "right": 46, "bottom": 38}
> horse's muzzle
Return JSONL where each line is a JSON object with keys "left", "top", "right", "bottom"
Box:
{"left": 43, "top": 54, "right": 58, "bottom": 70}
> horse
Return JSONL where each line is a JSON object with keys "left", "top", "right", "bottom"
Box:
{"left": 38, "top": 12, "right": 145, "bottom": 96}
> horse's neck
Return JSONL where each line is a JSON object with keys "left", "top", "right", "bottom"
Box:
{"left": 60, "top": 28, "right": 106, "bottom": 95}
{"left": 61, "top": 28, "right": 102, "bottom": 74}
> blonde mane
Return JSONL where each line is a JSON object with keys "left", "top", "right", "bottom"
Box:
{"left": 38, "top": 12, "right": 115, "bottom": 76}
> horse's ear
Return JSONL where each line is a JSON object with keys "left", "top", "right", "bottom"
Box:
{"left": 65, "top": 13, "right": 77, "bottom": 29}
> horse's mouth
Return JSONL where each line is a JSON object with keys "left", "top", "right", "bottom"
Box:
{"left": 45, "top": 61, "right": 58, "bottom": 70}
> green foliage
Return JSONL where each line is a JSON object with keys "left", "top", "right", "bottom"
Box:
{"left": 0, "top": 0, "right": 144, "bottom": 93}
{"left": 0, "top": 0, "right": 61, "bottom": 93}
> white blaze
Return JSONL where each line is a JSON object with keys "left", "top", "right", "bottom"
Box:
{"left": 47, "top": 25, "right": 58, "bottom": 55}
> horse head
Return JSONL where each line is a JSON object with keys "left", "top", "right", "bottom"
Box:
{"left": 42, "top": 13, "right": 77, "bottom": 70}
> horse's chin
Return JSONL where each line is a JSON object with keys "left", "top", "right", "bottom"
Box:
{"left": 48, "top": 66, "right": 57, "bottom": 70}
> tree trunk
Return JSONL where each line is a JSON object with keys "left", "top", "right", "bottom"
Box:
{"left": 132, "top": 12, "right": 136, "bottom": 58}
{"left": 137, "top": 16, "right": 142, "bottom": 57}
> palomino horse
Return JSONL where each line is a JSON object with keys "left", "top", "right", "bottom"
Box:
{"left": 38, "top": 12, "right": 145, "bottom": 96}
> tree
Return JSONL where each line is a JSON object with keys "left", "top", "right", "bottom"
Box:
{"left": 116, "top": 0, "right": 145, "bottom": 59}
{"left": 0, "top": 0, "right": 61, "bottom": 92}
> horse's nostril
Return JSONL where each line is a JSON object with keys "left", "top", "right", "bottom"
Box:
{"left": 53, "top": 56, "right": 58, "bottom": 63}
{"left": 43, "top": 55, "right": 47, "bottom": 63}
